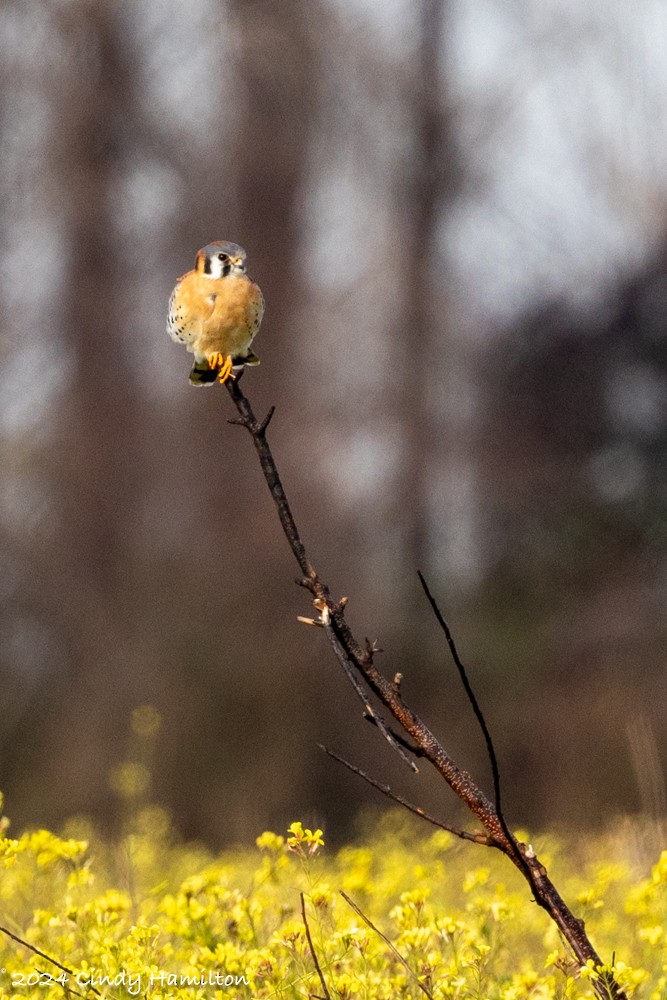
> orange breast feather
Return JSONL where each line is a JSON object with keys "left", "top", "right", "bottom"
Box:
{"left": 173, "top": 273, "right": 263, "bottom": 362}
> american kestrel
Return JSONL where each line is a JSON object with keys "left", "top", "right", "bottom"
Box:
{"left": 167, "top": 241, "right": 265, "bottom": 385}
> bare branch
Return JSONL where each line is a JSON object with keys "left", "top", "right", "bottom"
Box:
{"left": 340, "top": 891, "right": 434, "bottom": 1000}
{"left": 259, "top": 405, "right": 276, "bottom": 433}
{"left": 0, "top": 924, "right": 101, "bottom": 998}
{"left": 226, "top": 378, "right": 317, "bottom": 586}
{"left": 321, "top": 618, "right": 419, "bottom": 773}
{"left": 319, "top": 745, "right": 494, "bottom": 845}
{"left": 300, "top": 892, "right": 332, "bottom": 1000}
{"left": 362, "top": 713, "right": 424, "bottom": 758}
{"left": 418, "top": 572, "right": 503, "bottom": 807}
{"left": 223, "top": 378, "right": 628, "bottom": 1000}
{"left": 417, "top": 571, "right": 537, "bottom": 891}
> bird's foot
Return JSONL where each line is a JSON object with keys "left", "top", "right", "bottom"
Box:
{"left": 207, "top": 353, "right": 235, "bottom": 384}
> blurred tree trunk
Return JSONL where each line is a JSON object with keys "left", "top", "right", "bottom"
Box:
{"left": 52, "top": 5, "right": 140, "bottom": 588}
{"left": 225, "top": 0, "right": 319, "bottom": 383}
{"left": 17, "top": 2, "right": 146, "bottom": 820}
{"left": 396, "top": 0, "right": 460, "bottom": 597}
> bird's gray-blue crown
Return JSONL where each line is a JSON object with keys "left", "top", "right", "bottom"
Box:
{"left": 197, "top": 241, "right": 247, "bottom": 278}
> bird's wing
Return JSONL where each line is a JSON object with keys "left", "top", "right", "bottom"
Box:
{"left": 249, "top": 279, "right": 265, "bottom": 332}
{"left": 167, "top": 273, "right": 217, "bottom": 345}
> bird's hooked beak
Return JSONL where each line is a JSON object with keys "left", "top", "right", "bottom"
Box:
{"left": 232, "top": 257, "right": 245, "bottom": 273}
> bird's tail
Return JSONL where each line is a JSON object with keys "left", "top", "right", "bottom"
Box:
{"left": 189, "top": 361, "right": 218, "bottom": 386}
{"left": 233, "top": 350, "right": 260, "bottom": 367}
{"left": 189, "top": 351, "right": 260, "bottom": 386}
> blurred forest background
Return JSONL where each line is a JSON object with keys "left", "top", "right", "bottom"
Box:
{"left": 0, "top": 0, "right": 665, "bottom": 846}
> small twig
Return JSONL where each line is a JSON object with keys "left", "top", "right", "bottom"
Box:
{"left": 362, "top": 713, "right": 424, "bottom": 758}
{"left": 417, "top": 571, "right": 537, "bottom": 893}
{"left": 322, "top": 621, "right": 419, "bottom": 773}
{"left": 320, "top": 746, "right": 494, "bottom": 845}
{"left": 35, "top": 971, "right": 90, "bottom": 1000}
{"left": 300, "top": 893, "right": 332, "bottom": 1000}
{"left": 340, "top": 891, "right": 434, "bottom": 1000}
{"left": 0, "top": 924, "right": 101, "bottom": 997}
{"left": 300, "top": 603, "right": 417, "bottom": 767}
{"left": 297, "top": 616, "right": 325, "bottom": 627}
{"left": 418, "top": 572, "right": 503, "bottom": 813}
{"left": 259, "top": 405, "right": 276, "bottom": 433}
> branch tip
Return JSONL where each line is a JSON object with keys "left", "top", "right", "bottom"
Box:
{"left": 364, "top": 637, "right": 383, "bottom": 659}
{"left": 259, "top": 405, "right": 276, "bottom": 433}
{"left": 297, "top": 615, "right": 324, "bottom": 628}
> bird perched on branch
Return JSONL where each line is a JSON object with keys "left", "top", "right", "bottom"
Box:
{"left": 167, "top": 241, "right": 265, "bottom": 385}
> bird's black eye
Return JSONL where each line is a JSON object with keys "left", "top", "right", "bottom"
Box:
{"left": 218, "top": 252, "right": 229, "bottom": 262}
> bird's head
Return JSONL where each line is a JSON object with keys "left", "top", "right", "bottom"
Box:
{"left": 196, "top": 241, "right": 247, "bottom": 278}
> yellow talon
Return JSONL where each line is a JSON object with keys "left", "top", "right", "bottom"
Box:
{"left": 207, "top": 353, "right": 235, "bottom": 384}
{"left": 217, "top": 356, "right": 234, "bottom": 383}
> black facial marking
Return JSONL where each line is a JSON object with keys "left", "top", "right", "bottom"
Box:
{"left": 222, "top": 263, "right": 231, "bottom": 277}
{"left": 203, "top": 254, "right": 212, "bottom": 275}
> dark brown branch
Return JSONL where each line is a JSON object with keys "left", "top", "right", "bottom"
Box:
{"left": 340, "top": 891, "right": 434, "bottom": 1000}
{"left": 321, "top": 616, "right": 419, "bottom": 773}
{"left": 226, "top": 378, "right": 416, "bottom": 773}
{"left": 226, "top": 377, "right": 317, "bottom": 584}
{"left": 0, "top": 924, "right": 101, "bottom": 998}
{"left": 300, "top": 892, "right": 332, "bottom": 1000}
{"left": 224, "top": 379, "right": 628, "bottom": 1000}
{"left": 362, "top": 712, "right": 425, "bottom": 758}
{"left": 319, "top": 745, "right": 493, "bottom": 845}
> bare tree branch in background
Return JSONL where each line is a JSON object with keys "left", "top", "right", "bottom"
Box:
{"left": 225, "top": 375, "right": 628, "bottom": 1000}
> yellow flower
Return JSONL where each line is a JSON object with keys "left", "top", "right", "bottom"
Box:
{"left": 652, "top": 851, "right": 667, "bottom": 885}
{"left": 286, "top": 821, "right": 325, "bottom": 856}
{"left": 463, "top": 867, "right": 490, "bottom": 892}
{"left": 638, "top": 925, "right": 664, "bottom": 946}
{"left": 256, "top": 830, "right": 285, "bottom": 853}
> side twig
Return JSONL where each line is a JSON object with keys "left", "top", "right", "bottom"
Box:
{"left": 417, "top": 571, "right": 538, "bottom": 893}
{"left": 224, "top": 378, "right": 628, "bottom": 1000}
{"left": 319, "top": 745, "right": 493, "bottom": 845}
{"left": 0, "top": 924, "right": 100, "bottom": 998}
{"left": 340, "top": 891, "right": 434, "bottom": 1000}
{"left": 320, "top": 608, "right": 419, "bottom": 772}
{"left": 300, "top": 893, "right": 332, "bottom": 1000}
